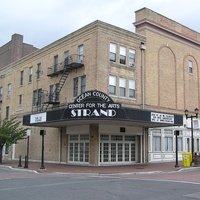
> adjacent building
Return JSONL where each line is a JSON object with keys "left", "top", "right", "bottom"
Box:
{"left": 0, "top": 8, "right": 200, "bottom": 165}
{"left": 0, "top": 34, "right": 38, "bottom": 69}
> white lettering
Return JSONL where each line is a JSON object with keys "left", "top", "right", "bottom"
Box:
{"left": 71, "top": 110, "right": 76, "bottom": 117}
{"left": 70, "top": 109, "right": 117, "bottom": 118}
{"left": 85, "top": 103, "right": 95, "bottom": 108}
{"left": 76, "top": 92, "right": 92, "bottom": 103}
{"left": 91, "top": 109, "right": 100, "bottom": 116}
{"left": 108, "top": 104, "right": 120, "bottom": 109}
{"left": 92, "top": 91, "right": 110, "bottom": 102}
{"left": 83, "top": 109, "right": 91, "bottom": 116}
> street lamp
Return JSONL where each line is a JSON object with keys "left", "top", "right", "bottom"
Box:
{"left": 24, "top": 129, "right": 31, "bottom": 168}
{"left": 184, "top": 108, "right": 199, "bottom": 165}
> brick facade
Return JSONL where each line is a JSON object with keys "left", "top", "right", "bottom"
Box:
{"left": 0, "top": 8, "right": 199, "bottom": 165}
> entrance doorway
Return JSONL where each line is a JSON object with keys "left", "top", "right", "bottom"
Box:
{"left": 68, "top": 134, "right": 89, "bottom": 163}
{"left": 100, "top": 135, "right": 137, "bottom": 164}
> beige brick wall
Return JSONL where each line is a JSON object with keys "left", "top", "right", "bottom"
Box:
{"left": 135, "top": 8, "right": 200, "bottom": 114}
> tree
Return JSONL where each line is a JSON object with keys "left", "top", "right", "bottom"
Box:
{"left": 0, "top": 118, "right": 27, "bottom": 164}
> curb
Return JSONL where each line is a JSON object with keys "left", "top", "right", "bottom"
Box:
{"left": 0, "top": 164, "right": 39, "bottom": 174}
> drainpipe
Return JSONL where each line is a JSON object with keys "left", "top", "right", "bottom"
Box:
{"left": 140, "top": 42, "right": 146, "bottom": 163}
{"left": 140, "top": 42, "right": 146, "bottom": 110}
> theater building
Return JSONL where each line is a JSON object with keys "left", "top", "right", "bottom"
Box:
{"left": 1, "top": 8, "right": 200, "bottom": 165}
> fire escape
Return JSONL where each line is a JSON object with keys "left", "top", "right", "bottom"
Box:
{"left": 41, "top": 54, "right": 84, "bottom": 111}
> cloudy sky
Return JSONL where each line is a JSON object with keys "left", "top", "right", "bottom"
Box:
{"left": 1, "top": 0, "right": 200, "bottom": 48}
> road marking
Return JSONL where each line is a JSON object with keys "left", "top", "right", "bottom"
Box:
{"left": 0, "top": 177, "right": 115, "bottom": 191}
{"left": 184, "top": 192, "right": 200, "bottom": 199}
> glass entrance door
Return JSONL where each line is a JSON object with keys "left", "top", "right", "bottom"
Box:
{"left": 100, "top": 134, "right": 137, "bottom": 164}
{"left": 69, "top": 134, "right": 89, "bottom": 163}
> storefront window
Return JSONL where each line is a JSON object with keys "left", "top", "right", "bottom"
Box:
{"left": 69, "top": 134, "right": 89, "bottom": 163}
{"left": 164, "top": 137, "right": 173, "bottom": 152}
{"left": 100, "top": 134, "right": 136, "bottom": 164}
{"left": 152, "top": 136, "right": 161, "bottom": 152}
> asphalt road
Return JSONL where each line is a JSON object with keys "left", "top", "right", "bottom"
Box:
{"left": 0, "top": 166, "right": 200, "bottom": 200}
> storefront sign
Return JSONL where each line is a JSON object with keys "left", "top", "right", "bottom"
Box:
{"left": 68, "top": 90, "right": 121, "bottom": 118}
{"left": 151, "top": 112, "right": 174, "bottom": 124}
{"left": 23, "top": 90, "right": 183, "bottom": 127}
{"left": 30, "top": 112, "right": 47, "bottom": 124}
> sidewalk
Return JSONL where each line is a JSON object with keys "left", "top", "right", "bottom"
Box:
{"left": 2, "top": 160, "right": 184, "bottom": 174}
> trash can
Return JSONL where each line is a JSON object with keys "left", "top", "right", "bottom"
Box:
{"left": 182, "top": 152, "right": 192, "bottom": 167}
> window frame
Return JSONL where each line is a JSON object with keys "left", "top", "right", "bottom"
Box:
{"left": 32, "top": 88, "right": 42, "bottom": 107}
{"left": 129, "top": 49, "right": 136, "bottom": 68}
{"left": 36, "top": 63, "right": 41, "bottom": 79}
{"left": 119, "top": 78, "right": 126, "bottom": 97}
{"left": 78, "top": 45, "right": 84, "bottom": 63}
{"left": 129, "top": 80, "right": 136, "bottom": 98}
{"left": 19, "top": 94, "right": 23, "bottom": 106}
{"left": 7, "top": 83, "right": 12, "bottom": 97}
{"left": 188, "top": 60, "right": 193, "bottom": 74}
{"left": 28, "top": 67, "right": 33, "bottom": 83}
{"left": 81, "top": 75, "right": 86, "bottom": 94}
{"left": 109, "top": 43, "right": 117, "bottom": 62}
{"left": 20, "top": 70, "right": 24, "bottom": 86}
{"left": 119, "top": 46, "right": 126, "bottom": 65}
{"left": 109, "top": 75, "right": 117, "bottom": 95}
{"left": 73, "top": 77, "right": 79, "bottom": 97}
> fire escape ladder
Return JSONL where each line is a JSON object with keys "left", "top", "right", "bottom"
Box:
{"left": 40, "top": 54, "right": 84, "bottom": 112}
{"left": 42, "top": 69, "right": 70, "bottom": 111}
{"left": 54, "top": 71, "right": 69, "bottom": 99}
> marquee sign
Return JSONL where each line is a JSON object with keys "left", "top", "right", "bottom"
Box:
{"left": 23, "top": 90, "right": 183, "bottom": 127}
{"left": 151, "top": 112, "right": 174, "bottom": 124}
{"left": 67, "top": 90, "right": 121, "bottom": 118}
{"left": 30, "top": 112, "right": 46, "bottom": 124}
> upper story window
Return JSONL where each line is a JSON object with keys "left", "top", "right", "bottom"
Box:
{"left": 6, "top": 106, "right": 9, "bottom": 119}
{"left": 109, "top": 75, "right": 116, "bottom": 95}
{"left": 49, "top": 84, "right": 59, "bottom": 102}
{"left": 20, "top": 70, "right": 24, "bottom": 86}
{"left": 32, "top": 88, "right": 42, "bottom": 107}
{"left": 109, "top": 43, "right": 136, "bottom": 69}
{"left": 19, "top": 94, "right": 23, "bottom": 106}
{"left": 109, "top": 43, "right": 117, "bottom": 62}
{"left": 73, "top": 75, "right": 86, "bottom": 97}
{"left": 78, "top": 45, "right": 84, "bottom": 63}
{"left": 129, "top": 49, "right": 136, "bottom": 68}
{"left": 119, "top": 46, "right": 126, "bottom": 65}
{"left": 29, "top": 67, "right": 33, "bottom": 83}
{"left": 73, "top": 77, "right": 79, "bottom": 97}
{"left": 188, "top": 60, "right": 193, "bottom": 73}
{"left": 129, "top": 80, "right": 136, "bottom": 98}
{"left": 119, "top": 78, "right": 126, "bottom": 97}
{"left": 36, "top": 63, "right": 41, "bottom": 79}
{"left": 54, "top": 55, "right": 58, "bottom": 72}
{"left": 64, "top": 51, "right": 69, "bottom": 59}
{"left": 7, "top": 83, "right": 12, "bottom": 97}
{"left": 81, "top": 75, "right": 86, "bottom": 94}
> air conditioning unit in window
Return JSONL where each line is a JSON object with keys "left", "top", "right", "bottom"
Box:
{"left": 129, "top": 63, "right": 135, "bottom": 68}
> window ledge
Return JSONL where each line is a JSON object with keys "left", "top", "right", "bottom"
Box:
{"left": 110, "top": 62, "right": 136, "bottom": 71}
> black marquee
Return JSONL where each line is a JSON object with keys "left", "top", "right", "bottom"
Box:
{"left": 23, "top": 90, "right": 183, "bottom": 127}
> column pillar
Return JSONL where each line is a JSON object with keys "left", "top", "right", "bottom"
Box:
{"left": 89, "top": 124, "right": 99, "bottom": 166}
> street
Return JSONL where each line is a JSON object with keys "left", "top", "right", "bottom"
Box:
{"left": 0, "top": 166, "right": 200, "bottom": 200}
